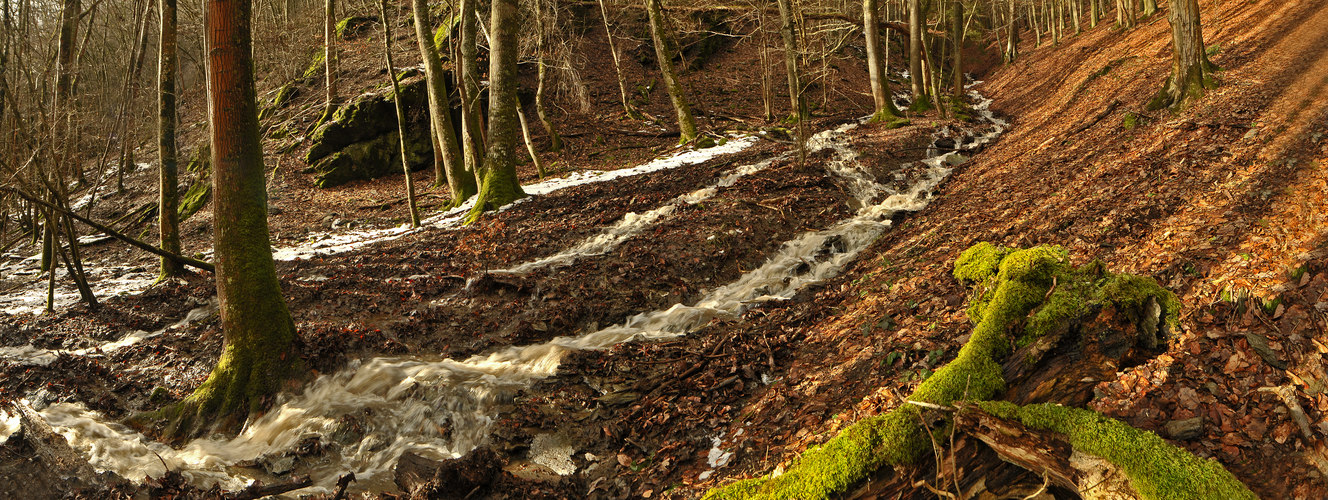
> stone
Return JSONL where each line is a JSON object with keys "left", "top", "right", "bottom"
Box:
{"left": 1165, "top": 416, "right": 1204, "bottom": 441}
{"left": 304, "top": 76, "right": 436, "bottom": 188}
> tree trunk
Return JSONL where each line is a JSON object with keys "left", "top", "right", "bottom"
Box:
{"left": 1148, "top": 0, "right": 1215, "bottom": 110}
{"left": 459, "top": 0, "right": 485, "bottom": 182}
{"left": 464, "top": 0, "right": 526, "bottom": 223}
{"left": 775, "top": 0, "right": 805, "bottom": 122}
{"left": 324, "top": 0, "right": 336, "bottom": 113}
{"left": 863, "top": 0, "right": 901, "bottom": 120}
{"left": 1090, "top": 0, "right": 1099, "bottom": 27}
{"left": 907, "top": 0, "right": 924, "bottom": 98}
{"left": 1005, "top": 0, "right": 1019, "bottom": 62}
{"left": 410, "top": 0, "right": 474, "bottom": 205}
{"left": 164, "top": 0, "right": 300, "bottom": 437}
{"left": 518, "top": 107, "right": 548, "bottom": 178}
{"left": 533, "top": 0, "right": 562, "bottom": 151}
{"left": 381, "top": 0, "right": 421, "bottom": 228}
{"left": 158, "top": 0, "right": 182, "bottom": 279}
{"left": 951, "top": 0, "right": 963, "bottom": 94}
{"left": 1142, "top": 0, "right": 1157, "bottom": 17}
{"left": 645, "top": 0, "right": 699, "bottom": 144}
{"left": 597, "top": 0, "right": 638, "bottom": 119}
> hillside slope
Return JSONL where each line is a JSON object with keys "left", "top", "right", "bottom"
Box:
{"left": 691, "top": 0, "right": 1328, "bottom": 498}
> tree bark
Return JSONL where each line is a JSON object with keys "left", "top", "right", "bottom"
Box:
{"left": 951, "top": 0, "right": 964, "bottom": 94}
{"left": 459, "top": 0, "right": 485, "bottom": 181}
{"left": 1142, "top": 0, "right": 1157, "bottom": 17}
{"left": 464, "top": 0, "right": 526, "bottom": 223}
{"left": 863, "top": 0, "right": 901, "bottom": 120}
{"left": 165, "top": 0, "right": 300, "bottom": 437}
{"left": 775, "top": 0, "right": 805, "bottom": 122}
{"left": 381, "top": 0, "right": 421, "bottom": 228}
{"left": 532, "top": 0, "right": 562, "bottom": 151}
{"left": 645, "top": 0, "right": 699, "bottom": 145}
{"left": 323, "top": 0, "right": 337, "bottom": 118}
{"left": 908, "top": 0, "right": 924, "bottom": 98}
{"left": 410, "top": 0, "right": 474, "bottom": 205}
{"left": 158, "top": 0, "right": 182, "bottom": 278}
{"left": 1148, "top": 0, "right": 1215, "bottom": 110}
{"left": 597, "top": 0, "right": 638, "bottom": 119}
{"left": 1004, "top": 0, "right": 1019, "bottom": 62}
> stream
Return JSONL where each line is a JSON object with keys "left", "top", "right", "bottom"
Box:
{"left": 0, "top": 91, "right": 1006, "bottom": 495}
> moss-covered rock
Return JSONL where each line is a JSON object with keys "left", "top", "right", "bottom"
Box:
{"left": 705, "top": 243, "right": 1202, "bottom": 500}
{"left": 179, "top": 146, "right": 211, "bottom": 222}
{"left": 304, "top": 76, "right": 434, "bottom": 187}
{"left": 336, "top": 15, "right": 377, "bottom": 39}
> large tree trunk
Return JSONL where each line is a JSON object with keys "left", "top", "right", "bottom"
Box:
{"left": 157, "top": 0, "right": 182, "bottom": 279}
{"left": 1148, "top": 0, "right": 1215, "bottom": 110}
{"left": 165, "top": 0, "right": 300, "bottom": 437}
{"left": 645, "top": 0, "right": 699, "bottom": 145}
{"left": 907, "top": 0, "right": 924, "bottom": 98}
{"left": 459, "top": 0, "right": 485, "bottom": 182}
{"left": 381, "top": 0, "right": 421, "bottom": 227}
{"left": 863, "top": 0, "right": 901, "bottom": 120}
{"left": 775, "top": 0, "right": 805, "bottom": 122}
{"left": 464, "top": 0, "right": 526, "bottom": 223}
{"left": 410, "top": 0, "right": 474, "bottom": 205}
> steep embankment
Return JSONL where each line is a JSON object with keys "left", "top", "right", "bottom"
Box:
{"left": 696, "top": 0, "right": 1328, "bottom": 498}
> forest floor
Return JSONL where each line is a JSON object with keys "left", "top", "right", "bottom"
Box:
{"left": 4, "top": 0, "right": 1328, "bottom": 498}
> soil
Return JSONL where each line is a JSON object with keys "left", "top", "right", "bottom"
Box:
{"left": 4, "top": 0, "right": 1328, "bottom": 498}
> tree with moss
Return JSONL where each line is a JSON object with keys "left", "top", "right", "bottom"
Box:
{"left": 863, "top": 0, "right": 904, "bottom": 123}
{"left": 464, "top": 0, "right": 526, "bottom": 223}
{"left": 1148, "top": 0, "right": 1216, "bottom": 111}
{"left": 908, "top": 0, "right": 925, "bottom": 99}
{"left": 645, "top": 0, "right": 700, "bottom": 145}
{"left": 410, "top": 0, "right": 474, "bottom": 205}
{"left": 158, "top": 0, "right": 300, "bottom": 436}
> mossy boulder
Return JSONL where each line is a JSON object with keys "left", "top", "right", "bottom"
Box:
{"left": 304, "top": 76, "right": 433, "bottom": 188}
{"left": 336, "top": 15, "right": 377, "bottom": 39}
{"left": 179, "top": 146, "right": 211, "bottom": 222}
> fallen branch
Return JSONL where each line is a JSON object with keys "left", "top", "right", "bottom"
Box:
{"left": 1, "top": 186, "right": 214, "bottom": 273}
{"left": 1064, "top": 99, "right": 1121, "bottom": 137}
{"left": 225, "top": 475, "right": 313, "bottom": 500}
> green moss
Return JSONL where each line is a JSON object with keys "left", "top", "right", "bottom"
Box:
{"left": 868, "top": 109, "right": 910, "bottom": 129}
{"left": 708, "top": 243, "right": 1193, "bottom": 500}
{"left": 704, "top": 478, "right": 767, "bottom": 500}
{"left": 908, "top": 97, "right": 933, "bottom": 113}
{"left": 976, "top": 401, "right": 1256, "bottom": 500}
{"left": 302, "top": 50, "right": 325, "bottom": 81}
{"left": 1123, "top": 111, "right": 1141, "bottom": 130}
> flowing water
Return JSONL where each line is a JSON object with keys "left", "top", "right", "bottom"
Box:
{"left": 0, "top": 93, "right": 1006, "bottom": 494}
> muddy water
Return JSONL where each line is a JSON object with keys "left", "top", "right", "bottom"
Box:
{"left": 4, "top": 94, "right": 1006, "bottom": 494}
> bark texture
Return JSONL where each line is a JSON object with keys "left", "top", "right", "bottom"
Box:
{"left": 464, "top": 0, "right": 526, "bottom": 223}
{"left": 459, "top": 0, "right": 485, "bottom": 180}
{"left": 381, "top": 0, "right": 420, "bottom": 227}
{"left": 1148, "top": 0, "right": 1216, "bottom": 110}
{"left": 863, "top": 0, "right": 901, "bottom": 120}
{"left": 411, "top": 0, "right": 474, "bottom": 204}
{"left": 776, "top": 0, "right": 806, "bottom": 122}
{"left": 645, "top": 0, "right": 699, "bottom": 144}
{"left": 163, "top": 0, "right": 299, "bottom": 437}
{"left": 158, "top": 0, "right": 182, "bottom": 278}
{"left": 908, "top": 0, "right": 924, "bottom": 98}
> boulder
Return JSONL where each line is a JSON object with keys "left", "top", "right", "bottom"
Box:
{"left": 304, "top": 75, "right": 433, "bottom": 188}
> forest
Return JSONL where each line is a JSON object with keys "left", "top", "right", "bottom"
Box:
{"left": 0, "top": 0, "right": 1326, "bottom": 497}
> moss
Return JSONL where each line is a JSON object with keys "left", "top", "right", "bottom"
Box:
{"left": 704, "top": 478, "right": 767, "bottom": 500}
{"left": 302, "top": 50, "right": 325, "bottom": 81}
{"left": 1123, "top": 111, "right": 1141, "bottom": 130}
{"left": 908, "top": 97, "right": 933, "bottom": 113}
{"left": 708, "top": 243, "right": 1191, "bottom": 500}
{"left": 976, "top": 401, "right": 1256, "bottom": 500}
{"left": 868, "top": 109, "right": 910, "bottom": 129}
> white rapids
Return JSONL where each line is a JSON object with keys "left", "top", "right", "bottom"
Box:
{"left": 1, "top": 93, "right": 1006, "bottom": 494}
{"left": 0, "top": 300, "right": 217, "bottom": 366}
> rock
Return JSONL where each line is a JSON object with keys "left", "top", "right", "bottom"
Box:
{"left": 1165, "top": 416, "right": 1204, "bottom": 441}
{"left": 303, "top": 75, "right": 439, "bottom": 188}
{"left": 1244, "top": 331, "right": 1287, "bottom": 369}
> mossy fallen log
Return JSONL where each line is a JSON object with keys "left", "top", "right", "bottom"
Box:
{"left": 705, "top": 243, "right": 1253, "bottom": 500}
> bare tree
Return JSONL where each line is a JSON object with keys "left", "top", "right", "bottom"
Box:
{"left": 157, "top": 0, "right": 182, "bottom": 279}
{"left": 410, "top": 0, "right": 474, "bottom": 205}
{"left": 645, "top": 0, "right": 699, "bottom": 145}
{"left": 464, "top": 0, "right": 526, "bottom": 223}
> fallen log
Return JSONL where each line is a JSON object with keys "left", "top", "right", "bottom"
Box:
{"left": 225, "top": 474, "right": 312, "bottom": 500}
{"left": 1, "top": 186, "right": 214, "bottom": 273}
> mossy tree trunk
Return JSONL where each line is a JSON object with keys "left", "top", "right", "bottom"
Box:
{"left": 645, "top": 0, "right": 699, "bottom": 145}
{"left": 380, "top": 0, "right": 421, "bottom": 227}
{"left": 459, "top": 0, "right": 485, "bottom": 182}
{"left": 775, "top": 0, "right": 806, "bottom": 123}
{"left": 165, "top": 0, "right": 300, "bottom": 437}
{"left": 410, "top": 0, "right": 474, "bottom": 205}
{"left": 464, "top": 0, "right": 525, "bottom": 224}
{"left": 863, "top": 0, "right": 902, "bottom": 120}
{"left": 1148, "top": 0, "right": 1215, "bottom": 111}
{"left": 157, "top": 0, "right": 182, "bottom": 279}
{"left": 908, "top": 0, "right": 924, "bottom": 98}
